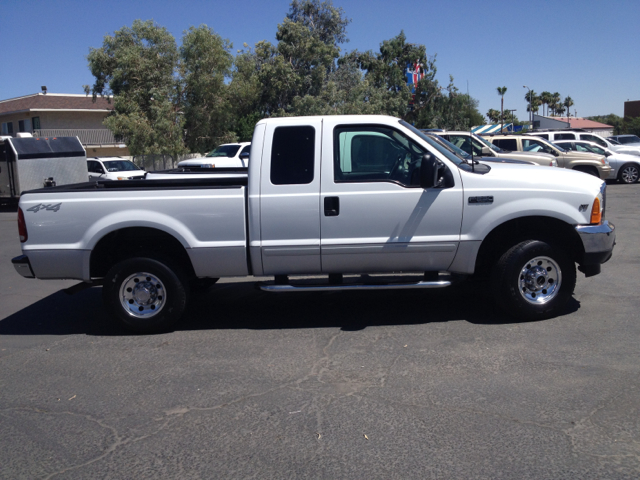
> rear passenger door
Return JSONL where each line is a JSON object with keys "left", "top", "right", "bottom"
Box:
{"left": 259, "top": 119, "right": 322, "bottom": 275}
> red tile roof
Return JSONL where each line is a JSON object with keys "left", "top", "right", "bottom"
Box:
{"left": 0, "top": 93, "right": 114, "bottom": 115}
{"left": 553, "top": 117, "right": 612, "bottom": 129}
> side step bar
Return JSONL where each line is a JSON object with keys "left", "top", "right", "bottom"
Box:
{"left": 260, "top": 280, "right": 451, "bottom": 292}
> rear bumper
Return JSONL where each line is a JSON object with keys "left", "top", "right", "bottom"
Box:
{"left": 12, "top": 255, "right": 35, "bottom": 279}
{"left": 575, "top": 220, "right": 615, "bottom": 276}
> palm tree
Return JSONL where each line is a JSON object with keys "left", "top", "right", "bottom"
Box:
{"left": 486, "top": 109, "right": 500, "bottom": 123}
{"left": 496, "top": 86, "right": 507, "bottom": 131}
{"left": 524, "top": 90, "right": 541, "bottom": 119}
{"left": 564, "top": 96, "right": 574, "bottom": 118}
{"left": 540, "top": 91, "right": 552, "bottom": 116}
{"left": 551, "top": 92, "right": 561, "bottom": 116}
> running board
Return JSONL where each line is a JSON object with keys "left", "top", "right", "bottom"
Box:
{"left": 260, "top": 280, "right": 451, "bottom": 292}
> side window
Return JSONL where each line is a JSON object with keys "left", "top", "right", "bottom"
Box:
{"left": 88, "top": 161, "right": 100, "bottom": 173}
{"left": 240, "top": 145, "right": 251, "bottom": 155}
{"left": 270, "top": 126, "right": 315, "bottom": 185}
{"left": 447, "top": 135, "right": 476, "bottom": 155}
{"left": 535, "top": 134, "right": 549, "bottom": 140}
{"left": 580, "top": 134, "right": 605, "bottom": 147}
{"left": 494, "top": 138, "right": 517, "bottom": 151}
{"left": 523, "top": 138, "right": 552, "bottom": 153}
{"left": 575, "top": 144, "right": 590, "bottom": 152}
{"left": 334, "top": 125, "right": 424, "bottom": 187}
{"left": 556, "top": 133, "right": 575, "bottom": 140}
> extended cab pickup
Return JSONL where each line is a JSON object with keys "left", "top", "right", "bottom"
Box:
{"left": 12, "top": 115, "right": 616, "bottom": 333}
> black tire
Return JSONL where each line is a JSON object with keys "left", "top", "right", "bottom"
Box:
{"left": 618, "top": 163, "right": 640, "bottom": 184}
{"left": 102, "top": 257, "right": 189, "bottom": 333}
{"left": 491, "top": 240, "right": 576, "bottom": 321}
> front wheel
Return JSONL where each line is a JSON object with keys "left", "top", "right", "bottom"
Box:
{"left": 618, "top": 163, "right": 640, "bottom": 184}
{"left": 102, "top": 257, "right": 189, "bottom": 333}
{"left": 491, "top": 240, "right": 576, "bottom": 321}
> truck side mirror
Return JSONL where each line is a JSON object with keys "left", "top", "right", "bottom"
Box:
{"left": 420, "top": 153, "right": 438, "bottom": 189}
{"left": 481, "top": 146, "right": 492, "bottom": 155}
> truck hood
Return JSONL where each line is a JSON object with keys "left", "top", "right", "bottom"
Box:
{"left": 470, "top": 161, "right": 604, "bottom": 193}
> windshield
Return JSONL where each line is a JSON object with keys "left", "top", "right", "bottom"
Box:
{"left": 609, "top": 138, "right": 621, "bottom": 145}
{"left": 400, "top": 120, "right": 465, "bottom": 165}
{"left": 474, "top": 134, "right": 502, "bottom": 152}
{"left": 102, "top": 160, "right": 140, "bottom": 172}
{"left": 550, "top": 142, "right": 567, "bottom": 152}
{"left": 206, "top": 145, "right": 241, "bottom": 158}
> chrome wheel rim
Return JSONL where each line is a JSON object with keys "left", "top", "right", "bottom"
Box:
{"left": 519, "top": 256, "right": 561, "bottom": 305}
{"left": 621, "top": 166, "right": 639, "bottom": 183}
{"left": 119, "top": 272, "right": 166, "bottom": 318}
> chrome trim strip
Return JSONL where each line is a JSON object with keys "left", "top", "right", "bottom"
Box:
{"left": 260, "top": 280, "right": 451, "bottom": 292}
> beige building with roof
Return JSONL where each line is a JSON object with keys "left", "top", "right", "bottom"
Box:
{"left": 532, "top": 114, "right": 613, "bottom": 137}
{"left": 0, "top": 92, "right": 130, "bottom": 157}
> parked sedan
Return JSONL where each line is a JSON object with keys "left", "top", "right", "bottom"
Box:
{"left": 554, "top": 140, "right": 640, "bottom": 184}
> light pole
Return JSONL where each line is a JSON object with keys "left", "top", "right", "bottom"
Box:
{"left": 507, "top": 109, "right": 517, "bottom": 131}
{"left": 523, "top": 85, "right": 532, "bottom": 130}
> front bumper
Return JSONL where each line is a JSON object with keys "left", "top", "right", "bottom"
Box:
{"left": 575, "top": 220, "right": 616, "bottom": 276}
{"left": 12, "top": 255, "right": 35, "bottom": 279}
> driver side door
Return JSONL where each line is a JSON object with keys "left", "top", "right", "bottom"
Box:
{"left": 320, "top": 120, "right": 463, "bottom": 274}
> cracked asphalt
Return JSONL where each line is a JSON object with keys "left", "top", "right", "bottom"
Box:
{"left": 1, "top": 182, "right": 639, "bottom": 479}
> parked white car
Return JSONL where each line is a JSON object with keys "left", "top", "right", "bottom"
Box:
{"left": 87, "top": 157, "right": 145, "bottom": 181}
{"left": 178, "top": 142, "right": 251, "bottom": 169}
{"left": 554, "top": 140, "right": 640, "bottom": 184}
{"left": 528, "top": 130, "right": 640, "bottom": 157}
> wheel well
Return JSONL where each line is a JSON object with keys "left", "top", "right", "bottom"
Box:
{"left": 573, "top": 165, "right": 599, "bottom": 176}
{"left": 90, "top": 227, "right": 195, "bottom": 279}
{"left": 475, "top": 216, "right": 583, "bottom": 276}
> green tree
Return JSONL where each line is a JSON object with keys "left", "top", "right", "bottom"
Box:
{"left": 563, "top": 96, "right": 574, "bottom": 118}
{"left": 179, "top": 25, "right": 234, "bottom": 153}
{"left": 550, "top": 92, "right": 561, "bottom": 116}
{"left": 587, "top": 114, "right": 623, "bottom": 135}
{"left": 496, "top": 86, "right": 507, "bottom": 131}
{"left": 85, "top": 20, "right": 185, "bottom": 158}
{"left": 540, "top": 91, "right": 552, "bottom": 116}
{"left": 486, "top": 108, "right": 500, "bottom": 123}
{"left": 524, "top": 89, "right": 541, "bottom": 118}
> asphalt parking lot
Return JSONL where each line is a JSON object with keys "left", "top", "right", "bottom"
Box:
{"left": 1, "top": 182, "right": 639, "bottom": 479}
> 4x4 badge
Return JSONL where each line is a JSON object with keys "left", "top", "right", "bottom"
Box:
{"left": 26, "top": 203, "right": 61, "bottom": 213}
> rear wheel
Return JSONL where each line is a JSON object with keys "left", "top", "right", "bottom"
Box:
{"left": 492, "top": 240, "right": 576, "bottom": 321}
{"left": 102, "top": 257, "right": 189, "bottom": 333}
{"left": 618, "top": 163, "right": 640, "bottom": 184}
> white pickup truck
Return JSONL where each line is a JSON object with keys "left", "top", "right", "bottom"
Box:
{"left": 12, "top": 115, "right": 615, "bottom": 333}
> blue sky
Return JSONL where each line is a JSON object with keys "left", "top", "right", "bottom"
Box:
{"left": 2, "top": 0, "right": 639, "bottom": 120}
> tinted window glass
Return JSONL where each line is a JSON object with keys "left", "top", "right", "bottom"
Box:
{"left": 556, "top": 133, "right": 575, "bottom": 140}
{"left": 271, "top": 126, "right": 315, "bottom": 185}
{"left": 240, "top": 145, "right": 251, "bottom": 155}
{"left": 206, "top": 145, "right": 241, "bottom": 158}
{"left": 334, "top": 125, "right": 424, "bottom": 186}
{"left": 535, "top": 134, "right": 549, "bottom": 140}
{"left": 494, "top": 139, "right": 518, "bottom": 151}
{"left": 580, "top": 134, "right": 606, "bottom": 147}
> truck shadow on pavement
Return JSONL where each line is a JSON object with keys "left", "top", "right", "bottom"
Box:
{"left": 0, "top": 279, "right": 580, "bottom": 336}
